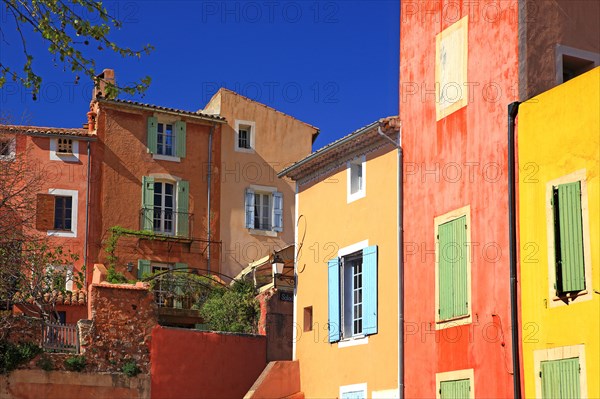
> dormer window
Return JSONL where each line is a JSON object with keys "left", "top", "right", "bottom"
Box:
{"left": 57, "top": 138, "right": 73, "bottom": 154}
{"left": 234, "top": 120, "right": 256, "bottom": 152}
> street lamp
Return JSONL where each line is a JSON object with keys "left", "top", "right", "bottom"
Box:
{"left": 271, "top": 254, "right": 284, "bottom": 277}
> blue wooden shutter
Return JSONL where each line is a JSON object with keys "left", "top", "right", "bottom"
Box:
{"left": 327, "top": 258, "right": 341, "bottom": 343}
{"left": 176, "top": 180, "right": 189, "bottom": 237}
{"left": 245, "top": 188, "right": 255, "bottom": 229}
{"left": 556, "top": 182, "right": 585, "bottom": 292}
{"left": 272, "top": 191, "right": 283, "bottom": 232}
{"left": 362, "top": 245, "right": 378, "bottom": 335}
{"left": 137, "top": 259, "right": 151, "bottom": 280}
{"left": 541, "top": 358, "right": 580, "bottom": 399}
{"left": 147, "top": 117, "right": 158, "bottom": 153}
{"left": 141, "top": 176, "right": 154, "bottom": 231}
{"left": 175, "top": 121, "right": 186, "bottom": 158}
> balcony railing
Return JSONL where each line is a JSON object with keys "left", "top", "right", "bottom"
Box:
{"left": 139, "top": 208, "right": 193, "bottom": 238}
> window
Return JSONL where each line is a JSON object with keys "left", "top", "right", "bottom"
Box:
{"left": 238, "top": 126, "right": 251, "bottom": 149}
{"left": 552, "top": 181, "right": 585, "bottom": 294}
{"left": 0, "top": 136, "right": 15, "bottom": 159}
{"left": 303, "top": 306, "right": 313, "bottom": 332}
{"left": 434, "top": 205, "right": 471, "bottom": 329}
{"left": 138, "top": 260, "right": 188, "bottom": 308}
{"left": 147, "top": 117, "right": 186, "bottom": 160}
{"left": 53, "top": 196, "right": 72, "bottom": 230}
{"left": 36, "top": 189, "right": 78, "bottom": 237}
{"left": 556, "top": 45, "right": 600, "bottom": 84}
{"left": 50, "top": 138, "right": 79, "bottom": 162}
{"left": 244, "top": 187, "right": 283, "bottom": 233}
{"left": 435, "top": 16, "right": 468, "bottom": 120}
{"left": 141, "top": 176, "right": 189, "bottom": 237}
{"left": 328, "top": 244, "right": 377, "bottom": 343}
{"left": 46, "top": 264, "right": 74, "bottom": 292}
{"left": 57, "top": 138, "right": 73, "bottom": 154}
{"left": 436, "top": 369, "right": 474, "bottom": 399}
{"left": 546, "top": 171, "right": 592, "bottom": 306}
{"left": 234, "top": 120, "right": 255, "bottom": 152}
{"left": 534, "top": 345, "right": 587, "bottom": 399}
{"left": 347, "top": 156, "right": 366, "bottom": 203}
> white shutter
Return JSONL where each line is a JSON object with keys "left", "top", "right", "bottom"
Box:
{"left": 245, "top": 188, "right": 255, "bottom": 229}
{"left": 273, "top": 191, "right": 283, "bottom": 232}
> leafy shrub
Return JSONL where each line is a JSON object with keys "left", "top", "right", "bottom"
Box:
{"left": 121, "top": 360, "right": 141, "bottom": 377}
{"left": 106, "top": 266, "right": 128, "bottom": 284}
{"left": 64, "top": 355, "right": 86, "bottom": 372}
{"left": 0, "top": 340, "right": 42, "bottom": 374}
{"left": 36, "top": 354, "right": 53, "bottom": 371}
{"left": 199, "top": 280, "right": 260, "bottom": 334}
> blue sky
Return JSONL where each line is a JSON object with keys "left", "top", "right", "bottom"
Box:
{"left": 0, "top": 1, "right": 399, "bottom": 149}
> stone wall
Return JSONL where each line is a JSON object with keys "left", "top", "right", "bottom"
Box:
{"left": 0, "top": 315, "right": 42, "bottom": 345}
{"left": 81, "top": 282, "right": 158, "bottom": 373}
{"left": 256, "top": 288, "right": 294, "bottom": 362}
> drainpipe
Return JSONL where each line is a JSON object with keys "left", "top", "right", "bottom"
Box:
{"left": 84, "top": 140, "right": 91, "bottom": 287}
{"left": 508, "top": 101, "right": 521, "bottom": 399}
{"left": 206, "top": 122, "right": 216, "bottom": 273}
{"left": 378, "top": 124, "right": 403, "bottom": 399}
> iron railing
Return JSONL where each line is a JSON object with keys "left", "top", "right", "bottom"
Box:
{"left": 139, "top": 208, "right": 193, "bottom": 238}
{"left": 42, "top": 322, "right": 79, "bottom": 353}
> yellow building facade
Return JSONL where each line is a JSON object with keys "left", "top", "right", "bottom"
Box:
{"left": 279, "top": 119, "right": 400, "bottom": 398}
{"left": 518, "top": 67, "right": 599, "bottom": 398}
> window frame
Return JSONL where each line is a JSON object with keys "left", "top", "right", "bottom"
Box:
{"left": 47, "top": 189, "right": 78, "bottom": 238}
{"left": 555, "top": 45, "right": 600, "bottom": 84}
{"left": 534, "top": 344, "right": 587, "bottom": 399}
{"left": 245, "top": 185, "right": 283, "bottom": 236}
{"left": 545, "top": 169, "right": 593, "bottom": 307}
{"left": 0, "top": 136, "right": 16, "bottom": 160}
{"left": 234, "top": 120, "right": 256, "bottom": 153}
{"left": 347, "top": 155, "right": 366, "bottom": 203}
{"left": 153, "top": 180, "right": 176, "bottom": 236}
{"left": 434, "top": 205, "right": 472, "bottom": 330}
{"left": 148, "top": 115, "right": 184, "bottom": 162}
{"left": 435, "top": 369, "right": 474, "bottom": 399}
{"left": 156, "top": 122, "right": 175, "bottom": 157}
{"left": 50, "top": 138, "right": 79, "bottom": 162}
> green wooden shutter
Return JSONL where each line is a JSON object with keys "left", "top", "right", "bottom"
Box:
{"left": 245, "top": 188, "right": 255, "bottom": 229}
{"left": 362, "top": 245, "right": 378, "bottom": 335}
{"left": 440, "top": 379, "right": 470, "bottom": 399}
{"left": 272, "top": 191, "right": 283, "bottom": 232}
{"left": 137, "top": 259, "right": 151, "bottom": 280}
{"left": 541, "top": 357, "right": 580, "bottom": 399}
{"left": 147, "top": 117, "right": 158, "bottom": 153}
{"left": 438, "top": 216, "right": 468, "bottom": 320}
{"left": 176, "top": 180, "right": 189, "bottom": 237}
{"left": 556, "top": 182, "right": 585, "bottom": 292}
{"left": 327, "top": 258, "right": 341, "bottom": 343}
{"left": 175, "top": 121, "right": 186, "bottom": 158}
{"left": 141, "top": 176, "right": 155, "bottom": 231}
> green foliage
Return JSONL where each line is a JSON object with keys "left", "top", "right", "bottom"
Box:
{"left": 35, "top": 354, "right": 53, "bottom": 371}
{"left": 64, "top": 355, "right": 86, "bottom": 372}
{"left": 0, "top": 0, "right": 153, "bottom": 98}
{"left": 121, "top": 360, "right": 141, "bottom": 377}
{"left": 106, "top": 266, "right": 128, "bottom": 284}
{"left": 104, "top": 226, "right": 163, "bottom": 273}
{"left": 0, "top": 340, "right": 42, "bottom": 374}
{"left": 199, "top": 280, "right": 260, "bottom": 334}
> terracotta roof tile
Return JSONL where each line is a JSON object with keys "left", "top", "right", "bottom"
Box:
{"left": 0, "top": 124, "right": 93, "bottom": 138}
{"left": 97, "top": 98, "right": 226, "bottom": 122}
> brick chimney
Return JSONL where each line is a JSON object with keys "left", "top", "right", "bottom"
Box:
{"left": 92, "top": 69, "right": 116, "bottom": 101}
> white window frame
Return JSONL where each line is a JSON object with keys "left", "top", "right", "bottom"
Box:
{"left": 153, "top": 115, "right": 181, "bottom": 162}
{"left": 340, "top": 383, "right": 367, "bottom": 399}
{"left": 434, "top": 205, "right": 472, "bottom": 330}
{"left": 545, "top": 169, "right": 593, "bottom": 307}
{"left": 50, "top": 138, "right": 79, "bottom": 162}
{"left": 347, "top": 155, "right": 366, "bottom": 203}
{"left": 337, "top": 240, "right": 369, "bottom": 348}
{"left": 153, "top": 180, "right": 176, "bottom": 236}
{"left": 533, "top": 344, "right": 588, "bottom": 399}
{"left": 0, "top": 136, "right": 16, "bottom": 160}
{"left": 46, "top": 264, "right": 75, "bottom": 292}
{"left": 234, "top": 119, "right": 256, "bottom": 153}
{"left": 47, "top": 189, "right": 78, "bottom": 238}
{"left": 435, "top": 368, "right": 475, "bottom": 399}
